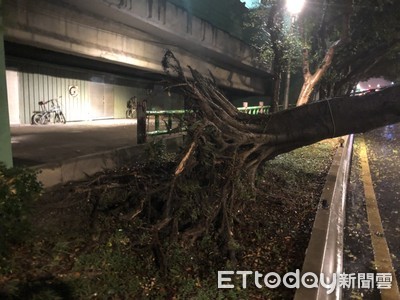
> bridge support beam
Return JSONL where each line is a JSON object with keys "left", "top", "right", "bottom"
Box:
{"left": 0, "top": 0, "right": 13, "bottom": 168}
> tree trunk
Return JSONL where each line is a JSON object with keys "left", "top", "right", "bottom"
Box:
{"left": 270, "top": 72, "right": 281, "bottom": 113}
{"left": 266, "top": 1, "right": 284, "bottom": 113}
{"left": 296, "top": 43, "right": 338, "bottom": 106}
{"left": 296, "top": 0, "right": 351, "bottom": 106}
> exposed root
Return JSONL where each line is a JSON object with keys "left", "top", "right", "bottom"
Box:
{"left": 174, "top": 141, "right": 196, "bottom": 176}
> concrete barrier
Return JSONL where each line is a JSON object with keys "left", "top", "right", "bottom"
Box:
{"left": 294, "top": 134, "right": 354, "bottom": 300}
{"left": 35, "top": 135, "right": 184, "bottom": 188}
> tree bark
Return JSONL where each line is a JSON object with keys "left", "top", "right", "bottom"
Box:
{"left": 296, "top": 0, "right": 352, "bottom": 105}
{"left": 268, "top": 85, "right": 400, "bottom": 153}
{"left": 296, "top": 42, "right": 338, "bottom": 106}
{"left": 266, "top": 2, "right": 284, "bottom": 113}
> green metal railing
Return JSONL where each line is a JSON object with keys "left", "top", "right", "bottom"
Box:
{"left": 145, "top": 105, "right": 270, "bottom": 137}
{"left": 237, "top": 105, "right": 270, "bottom": 115}
{"left": 146, "top": 110, "right": 187, "bottom": 136}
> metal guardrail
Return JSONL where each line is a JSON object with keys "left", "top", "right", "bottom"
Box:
{"left": 146, "top": 110, "right": 187, "bottom": 136}
{"left": 237, "top": 105, "right": 270, "bottom": 115}
{"left": 294, "top": 135, "right": 354, "bottom": 300}
{"left": 139, "top": 104, "right": 271, "bottom": 142}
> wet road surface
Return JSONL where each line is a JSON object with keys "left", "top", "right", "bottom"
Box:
{"left": 344, "top": 124, "right": 400, "bottom": 299}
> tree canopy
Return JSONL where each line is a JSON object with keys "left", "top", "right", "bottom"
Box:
{"left": 331, "top": 0, "right": 400, "bottom": 93}
{"left": 244, "top": 0, "right": 400, "bottom": 105}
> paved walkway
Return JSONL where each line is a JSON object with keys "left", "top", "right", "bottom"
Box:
{"left": 344, "top": 124, "right": 400, "bottom": 299}
{"left": 10, "top": 119, "right": 183, "bottom": 188}
{"left": 11, "top": 119, "right": 138, "bottom": 167}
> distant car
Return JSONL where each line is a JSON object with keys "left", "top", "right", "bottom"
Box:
{"left": 365, "top": 88, "right": 376, "bottom": 94}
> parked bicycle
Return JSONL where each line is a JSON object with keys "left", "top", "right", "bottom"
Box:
{"left": 126, "top": 96, "right": 137, "bottom": 119}
{"left": 31, "top": 96, "right": 66, "bottom": 125}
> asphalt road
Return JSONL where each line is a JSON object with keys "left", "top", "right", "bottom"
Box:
{"left": 365, "top": 125, "right": 400, "bottom": 283}
{"left": 344, "top": 124, "right": 400, "bottom": 299}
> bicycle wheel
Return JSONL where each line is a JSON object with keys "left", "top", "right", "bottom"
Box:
{"left": 130, "top": 109, "right": 136, "bottom": 118}
{"left": 54, "top": 114, "right": 61, "bottom": 123}
{"left": 39, "top": 114, "right": 49, "bottom": 125}
{"left": 31, "top": 113, "right": 43, "bottom": 125}
{"left": 59, "top": 112, "right": 66, "bottom": 124}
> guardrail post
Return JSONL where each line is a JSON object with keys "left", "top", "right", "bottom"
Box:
{"left": 294, "top": 135, "right": 354, "bottom": 300}
{"left": 242, "top": 101, "right": 248, "bottom": 114}
{"left": 137, "top": 99, "right": 147, "bottom": 144}
{"left": 167, "top": 114, "right": 172, "bottom": 131}
{"left": 154, "top": 114, "right": 160, "bottom": 131}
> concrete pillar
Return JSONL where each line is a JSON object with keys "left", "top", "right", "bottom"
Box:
{"left": 137, "top": 99, "right": 147, "bottom": 144}
{"left": 0, "top": 0, "right": 13, "bottom": 167}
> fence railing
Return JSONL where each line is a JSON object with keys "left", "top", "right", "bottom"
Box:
{"left": 146, "top": 110, "right": 187, "bottom": 136}
{"left": 136, "top": 101, "right": 271, "bottom": 144}
{"left": 237, "top": 105, "right": 270, "bottom": 115}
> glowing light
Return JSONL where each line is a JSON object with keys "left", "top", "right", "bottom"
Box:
{"left": 286, "top": 0, "right": 305, "bottom": 15}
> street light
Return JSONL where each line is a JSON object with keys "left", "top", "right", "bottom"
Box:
{"left": 283, "top": 0, "right": 305, "bottom": 109}
{"left": 286, "top": 0, "right": 305, "bottom": 15}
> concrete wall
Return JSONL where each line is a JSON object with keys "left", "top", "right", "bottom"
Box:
{"left": 17, "top": 70, "right": 89, "bottom": 123}
{"left": 6, "top": 70, "right": 19, "bottom": 124}
{"left": 168, "top": 0, "right": 247, "bottom": 39}
{"left": 113, "top": 86, "right": 140, "bottom": 119}
{"left": 5, "top": 58, "right": 233, "bottom": 124}
{"left": 6, "top": 62, "right": 184, "bottom": 124}
{"left": 3, "top": 0, "right": 271, "bottom": 95}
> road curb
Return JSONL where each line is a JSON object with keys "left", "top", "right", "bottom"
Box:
{"left": 35, "top": 135, "right": 184, "bottom": 188}
{"left": 294, "top": 134, "right": 354, "bottom": 300}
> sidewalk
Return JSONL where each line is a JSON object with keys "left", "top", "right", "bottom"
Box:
{"left": 10, "top": 119, "right": 183, "bottom": 187}
{"left": 11, "top": 119, "right": 138, "bottom": 167}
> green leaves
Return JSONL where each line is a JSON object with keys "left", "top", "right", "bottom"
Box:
{"left": 0, "top": 164, "right": 42, "bottom": 258}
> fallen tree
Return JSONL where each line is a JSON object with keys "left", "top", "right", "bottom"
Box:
{"left": 163, "top": 51, "right": 400, "bottom": 179}
{"left": 137, "top": 51, "right": 400, "bottom": 269}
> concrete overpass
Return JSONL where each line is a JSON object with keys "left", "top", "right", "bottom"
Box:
{"left": 0, "top": 0, "right": 272, "bottom": 167}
